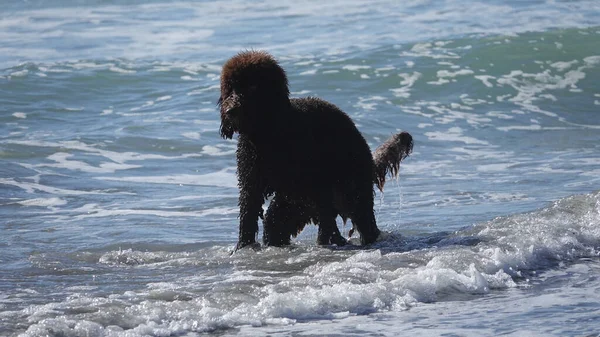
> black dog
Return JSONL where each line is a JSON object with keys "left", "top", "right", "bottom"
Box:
{"left": 218, "top": 51, "right": 413, "bottom": 250}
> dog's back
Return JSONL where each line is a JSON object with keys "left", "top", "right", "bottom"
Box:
{"left": 260, "top": 97, "right": 375, "bottom": 196}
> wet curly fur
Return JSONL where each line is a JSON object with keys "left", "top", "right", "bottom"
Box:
{"left": 218, "top": 51, "right": 413, "bottom": 250}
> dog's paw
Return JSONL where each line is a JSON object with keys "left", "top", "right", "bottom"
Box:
{"left": 331, "top": 233, "right": 348, "bottom": 247}
{"left": 232, "top": 241, "right": 261, "bottom": 254}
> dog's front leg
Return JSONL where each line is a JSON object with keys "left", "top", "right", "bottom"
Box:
{"left": 235, "top": 137, "right": 265, "bottom": 251}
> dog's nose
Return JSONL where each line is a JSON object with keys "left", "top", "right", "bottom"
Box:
{"left": 225, "top": 105, "right": 240, "bottom": 116}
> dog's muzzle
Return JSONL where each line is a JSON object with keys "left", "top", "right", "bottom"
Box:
{"left": 221, "top": 92, "right": 242, "bottom": 117}
{"left": 219, "top": 92, "right": 242, "bottom": 139}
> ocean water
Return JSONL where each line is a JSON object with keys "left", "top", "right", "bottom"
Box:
{"left": 1, "top": 0, "right": 600, "bottom": 336}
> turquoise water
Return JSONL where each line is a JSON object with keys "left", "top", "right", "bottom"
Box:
{"left": 1, "top": 1, "right": 600, "bottom": 336}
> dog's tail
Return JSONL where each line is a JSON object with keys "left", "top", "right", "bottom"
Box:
{"left": 373, "top": 131, "right": 413, "bottom": 191}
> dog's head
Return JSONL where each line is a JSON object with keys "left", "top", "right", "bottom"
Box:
{"left": 218, "top": 51, "right": 290, "bottom": 139}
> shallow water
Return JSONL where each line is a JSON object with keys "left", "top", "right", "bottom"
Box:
{"left": 1, "top": 1, "right": 600, "bottom": 336}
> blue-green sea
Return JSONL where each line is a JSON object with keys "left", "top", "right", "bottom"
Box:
{"left": 1, "top": 1, "right": 600, "bottom": 336}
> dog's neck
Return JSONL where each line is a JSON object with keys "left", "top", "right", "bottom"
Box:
{"left": 242, "top": 98, "right": 292, "bottom": 145}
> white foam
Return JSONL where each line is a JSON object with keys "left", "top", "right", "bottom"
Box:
{"left": 12, "top": 191, "right": 600, "bottom": 336}
{"left": 109, "top": 66, "right": 136, "bottom": 74}
{"left": 354, "top": 95, "right": 388, "bottom": 111}
{"left": 437, "top": 69, "right": 474, "bottom": 78}
{"left": 1, "top": 1, "right": 599, "bottom": 69}
{"left": 474, "top": 75, "right": 495, "bottom": 88}
{"left": 5, "top": 139, "right": 202, "bottom": 169}
{"left": 550, "top": 60, "right": 578, "bottom": 71}
{"left": 390, "top": 72, "right": 421, "bottom": 98}
{"left": 342, "top": 65, "right": 371, "bottom": 71}
{"left": 156, "top": 95, "right": 172, "bottom": 102}
{"left": 424, "top": 105, "right": 492, "bottom": 126}
{"left": 182, "top": 132, "right": 201, "bottom": 140}
{"left": 9, "top": 69, "right": 28, "bottom": 77}
{"left": 481, "top": 192, "right": 530, "bottom": 203}
{"left": 129, "top": 100, "right": 154, "bottom": 112}
{"left": 355, "top": 101, "right": 377, "bottom": 111}
{"left": 425, "top": 127, "right": 489, "bottom": 145}
{"left": 402, "top": 42, "right": 460, "bottom": 60}
{"left": 40, "top": 152, "right": 141, "bottom": 173}
{"left": 12, "top": 112, "right": 27, "bottom": 119}
{"left": 16, "top": 197, "right": 67, "bottom": 207}
{"left": 14, "top": 246, "right": 520, "bottom": 336}
{"left": 98, "top": 169, "right": 237, "bottom": 188}
{"left": 427, "top": 78, "right": 450, "bottom": 85}
{"left": 476, "top": 163, "right": 512, "bottom": 172}
{"left": 64, "top": 107, "right": 84, "bottom": 111}
{"left": 201, "top": 145, "right": 236, "bottom": 156}
{"left": 399, "top": 72, "right": 421, "bottom": 86}
{"left": 299, "top": 69, "right": 318, "bottom": 76}
{"left": 291, "top": 90, "right": 311, "bottom": 95}
{"left": 495, "top": 60, "right": 594, "bottom": 116}
{"left": 0, "top": 177, "right": 123, "bottom": 196}
{"left": 583, "top": 55, "right": 600, "bottom": 66}
{"left": 497, "top": 124, "right": 543, "bottom": 132}
{"left": 67, "top": 204, "right": 238, "bottom": 221}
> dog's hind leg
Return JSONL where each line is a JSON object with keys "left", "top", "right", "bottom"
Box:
{"left": 263, "top": 195, "right": 309, "bottom": 246}
{"left": 315, "top": 204, "right": 347, "bottom": 246}
{"left": 328, "top": 222, "right": 348, "bottom": 246}
{"left": 349, "top": 208, "right": 380, "bottom": 245}
{"left": 347, "top": 188, "right": 380, "bottom": 245}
